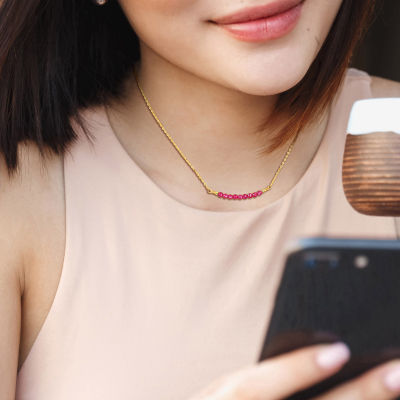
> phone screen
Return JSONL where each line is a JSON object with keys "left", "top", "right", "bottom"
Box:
{"left": 258, "top": 238, "right": 400, "bottom": 400}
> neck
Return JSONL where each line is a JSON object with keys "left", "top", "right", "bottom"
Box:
{"left": 126, "top": 44, "right": 282, "bottom": 145}
{"left": 106, "top": 49, "right": 329, "bottom": 210}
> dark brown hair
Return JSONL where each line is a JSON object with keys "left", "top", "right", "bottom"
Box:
{"left": 0, "top": 0, "right": 376, "bottom": 175}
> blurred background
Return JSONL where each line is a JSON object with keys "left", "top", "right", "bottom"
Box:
{"left": 352, "top": 0, "right": 400, "bottom": 82}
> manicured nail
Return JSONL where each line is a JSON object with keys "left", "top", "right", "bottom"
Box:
{"left": 384, "top": 365, "right": 400, "bottom": 392}
{"left": 316, "top": 342, "right": 350, "bottom": 370}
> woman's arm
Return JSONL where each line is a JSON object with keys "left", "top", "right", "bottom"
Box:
{"left": 0, "top": 152, "right": 26, "bottom": 400}
{"left": 0, "top": 141, "right": 61, "bottom": 399}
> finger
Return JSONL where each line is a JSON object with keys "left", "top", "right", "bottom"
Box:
{"left": 228, "top": 342, "right": 350, "bottom": 399}
{"left": 313, "top": 359, "right": 400, "bottom": 400}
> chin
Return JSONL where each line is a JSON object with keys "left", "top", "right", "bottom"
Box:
{"left": 226, "top": 63, "right": 311, "bottom": 96}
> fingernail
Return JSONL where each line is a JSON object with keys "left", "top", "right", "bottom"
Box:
{"left": 384, "top": 365, "right": 400, "bottom": 392}
{"left": 315, "top": 342, "right": 350, "bottom": 370}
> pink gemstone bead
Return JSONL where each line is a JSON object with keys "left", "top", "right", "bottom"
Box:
{"left": 253, "top": 192, "right": 258, "bottom": 197}
{"left": 228, "top": 194, "right": 233, "bottom": 199}
{"left": 257, "top": 190, "right": 263, "bottom": 196}
{"left": 242, "top": 194, "right": 248, "bottom": 199}
{"left": 233, "top": 194, "right": 238, "bottom": 199}
{"left": 238, "top": 195, "right": 243, "bottom": 200}
{"left": 223, "top": 193, "right": 229, "bottom": 199}
{"left": 218, "top": 192, "right": 223, "bottom": 198}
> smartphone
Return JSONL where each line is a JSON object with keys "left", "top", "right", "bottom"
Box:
{"left": 258, "top": 238, "right": 400, "bottom": 400}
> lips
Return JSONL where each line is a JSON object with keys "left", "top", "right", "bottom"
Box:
{"left": 212, "top": 0, "right": 304, "bottom": 25}
{"left": 211, "top": 0, "right": 305, "bottom": 42}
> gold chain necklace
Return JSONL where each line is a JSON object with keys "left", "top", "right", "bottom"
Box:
{"left": 134, "top": 73, "right": 298, "bottom": 201}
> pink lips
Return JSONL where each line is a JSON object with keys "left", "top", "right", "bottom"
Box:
{"left": 212, "top": 0, "right": 305, "bottom": 42}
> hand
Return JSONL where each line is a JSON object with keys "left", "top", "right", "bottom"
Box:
{"left": 313, "top": 358, "right": 400, "bottom": 400}
{"left": 189, "top": 342, "right": 400, "bottom": 400}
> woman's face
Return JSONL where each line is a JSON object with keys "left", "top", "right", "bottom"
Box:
{"left": 118, "top": 0, "right": 343, "bottom": 95}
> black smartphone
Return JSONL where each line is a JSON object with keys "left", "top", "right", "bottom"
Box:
{"left": 258, "top": 238, "right": 400, "bottom": 400}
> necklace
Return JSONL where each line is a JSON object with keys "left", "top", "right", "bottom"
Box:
{"left": 134, "top": 73, "right": 298, "bottom": 200}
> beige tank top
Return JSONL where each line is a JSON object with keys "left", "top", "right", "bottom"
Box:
{"left": 15, "top": 68, "right": 398, "bottom": 399}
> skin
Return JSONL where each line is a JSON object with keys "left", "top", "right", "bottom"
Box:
{"left": 106, "top": 0, "right": 342, "bottom": 211}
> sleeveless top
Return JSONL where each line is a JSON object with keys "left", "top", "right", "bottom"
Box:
{"left": 15, "top": 68, "right": 399, "bottom": 399}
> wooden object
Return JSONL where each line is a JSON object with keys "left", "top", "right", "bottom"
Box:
{"left": 342, "top": 132, "right": 400, "bottom": 216}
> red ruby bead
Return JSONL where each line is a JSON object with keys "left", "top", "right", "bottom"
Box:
{"left": 257, "top": 190, "right": 263, "bottom": 196}
{"left": 238, "top": 195, "right": 243, "bottom": 200}
{"left": 228, "top": 194, "right": 233, "bottom": 199}
{"left": 233, "top": 194, "right": 238, "bottom": 199}
{"left": 243, "top": 194, "right": 248, "bottom": 199}
{"left": 253, "top": 192, "right": 258, "bottom": 197}
{"left": 218, "top": 192, "right": 223, "bottom": 198}
{"left": 223, "top": 193, "right": 229, "bottom": 199}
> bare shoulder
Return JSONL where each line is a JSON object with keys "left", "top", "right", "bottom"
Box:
{"left": 0, "top": 141, "right": 65, "bottom": 394}
{"left": 0, "top": 141, "right": 65, "bottom": 292}
{"left": 370, "top": 75, "right": 400, "bottom": 97}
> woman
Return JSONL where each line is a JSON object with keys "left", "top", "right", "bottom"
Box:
{"left": 1, "top": 0, "right": 400, "bottom": 398}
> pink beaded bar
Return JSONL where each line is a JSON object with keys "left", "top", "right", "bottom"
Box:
{"left": 217, "top": 190, "right": 264, "bottom": 200}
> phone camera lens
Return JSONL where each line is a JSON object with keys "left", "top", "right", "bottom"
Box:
{"left": 354, "top": 255, "right": 369, "bottom": 269}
